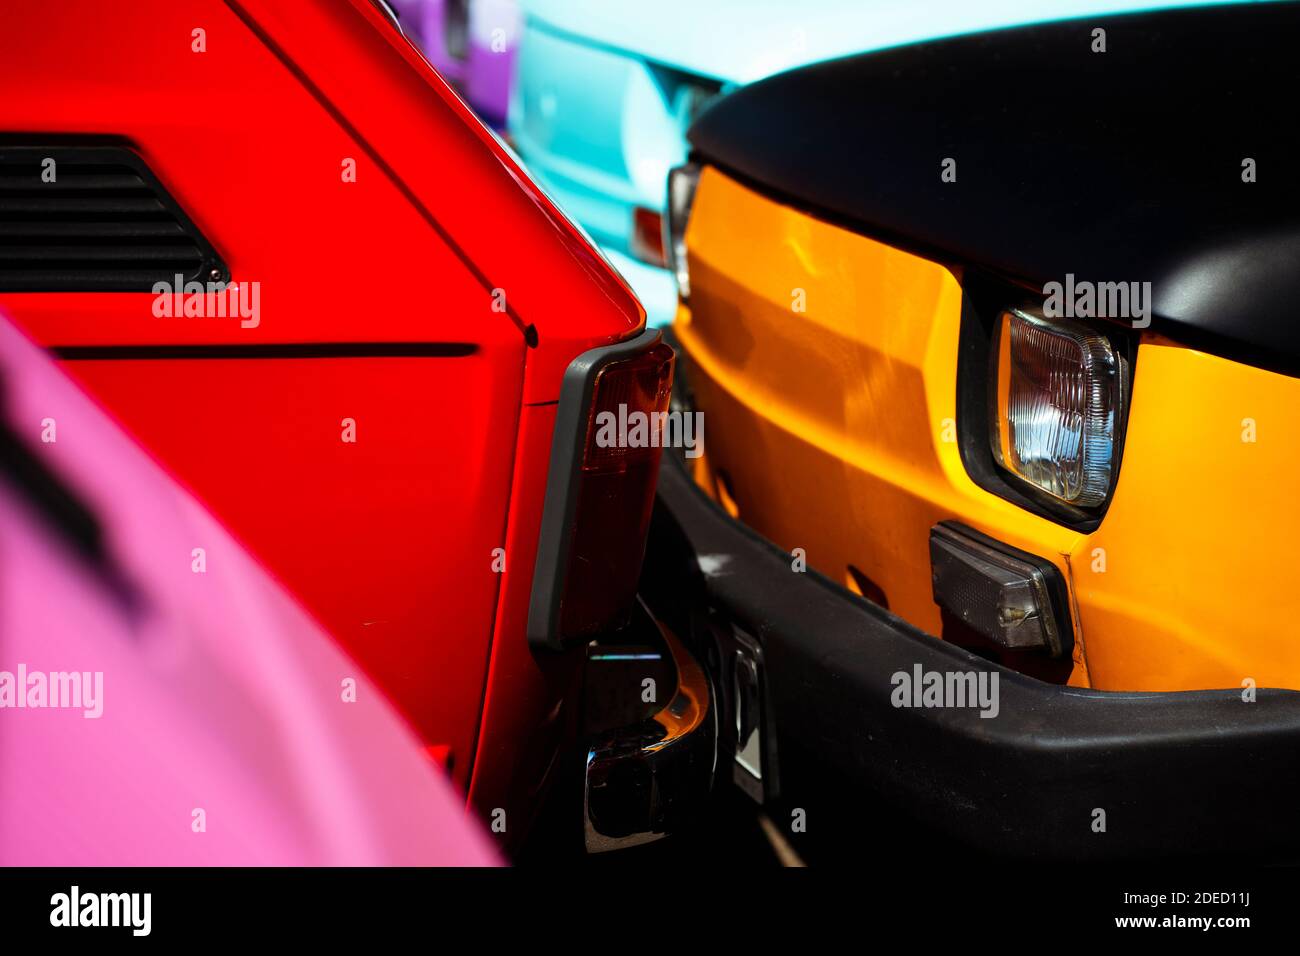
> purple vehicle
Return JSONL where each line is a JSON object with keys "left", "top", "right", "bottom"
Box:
{"left": 0, "top": 315, "right": 498, "bottom": 866}
{"left": 391, "top": 0, "right": 520, "bottom": 128}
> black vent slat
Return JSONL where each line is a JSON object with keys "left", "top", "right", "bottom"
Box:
{"left": 0, "top": 162, "right": 142, "bottom": 176}
{"left": 0, "top": 196, "right": 168, "bottom": 216}
{"left": 3, "top": 270, "right": 198, "bottom": 290}
{"left": 0, "top": 145, "right": 227, "bottom": 291}
{"left": 0, "top": 245, "right": 203, "bottom": 263}
{"left": 0, "top": 221, "right": 187, "bottom": 239}
{"left": 0, "top": 172, "right": 150, "bottom": 192}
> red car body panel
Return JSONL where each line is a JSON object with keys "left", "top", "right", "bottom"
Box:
{"left": 57, "top": 353, "right": 523, "bottom": 779}
{"left": 468, "top": 400, "right": 576, "bottom": 822}
{"left": 0, "top": 0, "right": 645, "bottom": 828}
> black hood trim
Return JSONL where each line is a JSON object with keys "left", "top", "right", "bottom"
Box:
{"left": 688, "top": 2, "right": 1300, "bottom": 377}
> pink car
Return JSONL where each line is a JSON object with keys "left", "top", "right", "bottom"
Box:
{"left": 0, "top": 316, "right": 496, "bottom": 866}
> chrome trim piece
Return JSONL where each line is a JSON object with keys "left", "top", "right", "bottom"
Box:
{"left": 583, "top": 601, "right": 716, "bottom": 853}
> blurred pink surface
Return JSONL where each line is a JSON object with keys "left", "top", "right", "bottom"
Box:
{"left": 0, "top": 318, "right": 498, "bottom": 865}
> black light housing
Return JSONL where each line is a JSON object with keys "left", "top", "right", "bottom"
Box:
{"left": 929, "top": 521, "right": 1073, "bottom": 658}
{"left": 528, "top": 329, "right": 675, "bottom": 651}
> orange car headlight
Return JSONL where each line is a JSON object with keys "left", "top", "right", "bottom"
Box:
{"left": 665, "top": 163, "right": 701, "bottom": 298}
{"left": 991, "top": 309, "right": 1129, "bottom": 508}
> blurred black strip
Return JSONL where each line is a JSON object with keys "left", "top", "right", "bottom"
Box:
{"left": 0, "top": 409, "right": 140, "bottom": 615}
{"left": 0, "top": 415, "right": 104, "bottom": 564}
{"left": 0, "top": 866, "right": 1286, "bottom": 940}
{"left": 52, "top": 342, "right": 478, "bottom": 360}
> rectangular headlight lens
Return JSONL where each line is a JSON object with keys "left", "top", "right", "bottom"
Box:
{"left": 991, "top": 309, "right": 1127, "bottom": 508}
{"left": 666, "top": 163, "right": 700, "bottom": 298}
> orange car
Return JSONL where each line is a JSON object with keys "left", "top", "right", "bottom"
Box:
{"left": 644, "top": 2, "right": 1300, "bottom": 861}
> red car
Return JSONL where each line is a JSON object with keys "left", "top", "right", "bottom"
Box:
{"left": 0, "top": 0, "right": 706, "bottom": 850}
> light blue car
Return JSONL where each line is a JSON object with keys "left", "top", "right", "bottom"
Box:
{"left": 508, "top": 0, "right": 1267, "bottom": 326}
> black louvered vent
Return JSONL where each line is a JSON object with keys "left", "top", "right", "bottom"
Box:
{"left": 0, "top": 144, "right": 227, "bottom": 292}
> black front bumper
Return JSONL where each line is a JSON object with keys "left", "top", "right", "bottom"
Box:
{"left": 642, "top": 454, "right": 1300, "bottom": 862}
